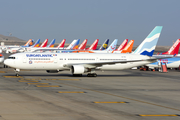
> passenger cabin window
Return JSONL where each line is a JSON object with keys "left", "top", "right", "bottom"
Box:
{"left": 8, "top": 57, "right": 15, "bottom": 59}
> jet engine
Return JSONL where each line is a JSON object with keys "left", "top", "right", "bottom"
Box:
{"left": 71, "top": 65, "right": 87, "bottom": 74}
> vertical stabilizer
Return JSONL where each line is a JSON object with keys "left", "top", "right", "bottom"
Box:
{"left": 57, "top": 39, "right": 66, "bottom": 48}
{"left": 99, "top": 39, "right": 109, "bottom": 50}
{"left": 40, "top": 39, "right": 48, "bottom": 47}
{"left": 106, "top": 39, "right": 118, "bottom": 51}
{"left": 47, "top": 39, "right": 56, "bottom": 47}
{"left": 31, "top": 39, "right": 40, "bottom": 47}
{"left": 121, "top": 40, "right": 134, "bottom": 53}
{"left": 78, "top": 39, "right": 88, "bottom": 50}
{"left": 133, "top": 26, "right": 163, "bottom": 56}
{"left": 116, "top": 39, "right": 128, "bottom": 51}
{"left": 87, "top": 39, "right": 99, "bottom": 50}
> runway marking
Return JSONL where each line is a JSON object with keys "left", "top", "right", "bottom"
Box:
{"left": 54, "top": 82, "right": 180, "bottom": 112}
{"left": 93, "top": 101, "right": 127, "bottom": 103}
{"left": 0, "top": 71, "right": 5, "bottom": 73}
{"left": 27, "top": 83, "right": 49, "bottom": 85}
{"left": 45, "top": 78, "right": 80, "bottom": 81}
{"left": 138, "top": 114, "right": 180, "bottom": 117}
{"left": 58, "top": 91, "right": 85, "bottom": 93}
{"left": 3, "top": 76, "right": 23, "bottom": 78}
{"left": 19, "top": 80, "right": 39, "bottom": 82}
{"left": 36, "top": 85, "right": 60, "bottom": 87}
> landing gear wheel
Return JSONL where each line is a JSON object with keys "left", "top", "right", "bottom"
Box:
{"left": 16, "top": 73, "right": 19, "bottom": 77}
{"left": 87, "top": 73, "right": 97, "bottom": 77}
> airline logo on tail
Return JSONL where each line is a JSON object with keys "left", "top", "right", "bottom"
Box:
{"left": 133, "top": 26, "right": 163, "bottom": 56}
{"left": 121, "top": 40, "right": 134, "bottom": 53}
{"left": 40, "top": 39, "right": 48, "bottom": 47}
{"left": 66, "top": 39, "right": 80, "bottom": 50}
{"left": 99, "top": 39, "right": 109, "bottom": 50}
{"left": 78, "top": 39, "right": 88, "bottom": 50}
{"left": 88, "top": 39, "right": 99, "bottom": 50}
{"left": 57, "top": 39, "right": 66, "bottom": 48}
{"left": 24, "top": 39, "right": 34, "bottom": 46}
{"left": 116, "top": 39, "right": 128, "bottom": 51}
{"left": 31, "top": 39, "right": 40, "bottom": 47}
{"left": 161, "top": 39, "right": 180, "bottom": 55}
{"left": 47, "top": 39, "right": 56, "bottom": 48}
{"left": 106, "top": 39, "right": 118, "bottom": 51}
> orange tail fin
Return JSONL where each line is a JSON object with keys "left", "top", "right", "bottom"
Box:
{"left": 121, "top": 40, "right": 134, "bottom": 53}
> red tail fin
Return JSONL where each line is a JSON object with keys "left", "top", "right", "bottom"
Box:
{"left": 57, "top": 39, "right": 66, "bottom": 48}
{"left": 78, "top": 39, "right": 88, "bottom": 50}
{"left": 116, "top": 39, "right": 128, "bottom": 51}
{"left": 40, "top": 39, "right": 48, "bottom": 47}
{"left": 87, "top": 39, "right": 99, "bottom": 50}
{"left": 161, "top": 39, "right": 180, "bottom": 55}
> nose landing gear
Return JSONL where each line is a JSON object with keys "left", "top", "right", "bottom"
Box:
{"left": 14, "top": 69, "right": 20, "bottom": 77}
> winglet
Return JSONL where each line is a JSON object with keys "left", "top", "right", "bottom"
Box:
{"left": 133, "top": 26, "right": 163, "bottom": 56}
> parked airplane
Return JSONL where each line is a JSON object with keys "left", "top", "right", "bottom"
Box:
{"left": 116, "top": 39, "right": 128, "bottom": 51}
{"left": 47, "top": 39, "right": 56, "bottom": 48}
{"left": 77, "top": 39, "right": 88, "bottom": 50}
{"left": 4, "top": 39, "right": 34, "bottom": 53}
{"left": 98, "top": 39, "right": 109, "bottom": 50}
{"left": 158, "top": 39, "right": 180, "bottom": 55}
{"left": 86, "top": 39, "right": 99, "bottom": 50}
{"left": 113, "top": 40, "right": 134, "bottom": 53}
{"left": 57, "top": 39, "right": 66, "bottom": 48}
{"left": 4, "top": 26, "right": 169, "bottom": 77}
{"left": 0, "top": 54, "right": 4, "bottom": 63}
{"left": 32, "top": 39, "right": 80, "bottom": 52}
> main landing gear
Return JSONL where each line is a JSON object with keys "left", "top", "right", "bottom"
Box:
{"left": 14, "top": 69, "right": 20, "bottom": 77}
{"left": 87, "top": 73, "right": 97, "bottom": 77}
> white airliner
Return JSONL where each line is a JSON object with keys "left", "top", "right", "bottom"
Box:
{"left": 4, "top": 26, "right": 167, "bottom": 77}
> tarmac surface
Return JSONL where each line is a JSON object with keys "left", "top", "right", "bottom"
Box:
{"left": 0, "top": 60, "right": 180, "bottom": 120}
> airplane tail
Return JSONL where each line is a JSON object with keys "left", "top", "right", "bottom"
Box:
{"left": 99, "top": 39, "right": 109, "bottom": 50}
{"left": 47, "top": 39, "right": 56, "bottom": 47}
{"left": 57, "top": 39, "right": 66, "bottom": 48}
{"left": 121, "top": 40, "right": 134, "bottom": 53}
{"left": 24, "top": 39, "right": 34, "bottom": 47}
{"left": 87, "top": 39, "right": 99, "bottom": 50}
{"left": 116, "top": 39, "right": 128, "bottom": 51}
{"left": 31, "top": 39, "right": 40, "bottom": 47}
{"left": 133, "top": 26, "right": 163, "bottom": 56}
{"left": 161, "top": 39, "right": 180, "bottom": 55}
{"left": 40, "top": 39, "right": 48, "bottom": 47}
{"left": 78, "top": 39, "right": 88, "bottom": 50}
{"left": 66, "top": 39, "right": 80, "bottom": 50}
{"left": 106, "top": 39, "right": 118, "bottom": 51}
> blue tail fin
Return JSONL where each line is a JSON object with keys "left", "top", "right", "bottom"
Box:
{"left": 99, "top": 39, "right": 109, "bottom": 50}
{"left": 47, "top": 39, "right": 56, "bottom": 47}
{"left": 133, "top": 26, "right": 163, "bottom": 56}
{"left": 31, "top": 39, "right": 40, "bottom": 47}
{"left": 106, "top": 39, "right": 118, "bottom": 51}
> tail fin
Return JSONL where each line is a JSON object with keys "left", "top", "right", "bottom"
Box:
{"left": 133, "top": 26, "right": 163, "bottom": 56}
{"left": 57, "top": 39, "right": 66, "bottom": 48}
{"left": 99, "top": 39, "right": 109, "bottom": 50}
{"left": 31, "top": 39, "right": 40, "bottom": 47}
{"left": 23, "top": 39, "right": 34, "bottom": 47}
{"left": 47, "top": 39, "right": 56, "bottom": 47}
{"left": 121, "top": 40, "right": 134, "bottom": 53}
{"left": 116, "top": 39, "right": 128, "bottom": 51}
{"left": 66, "top": 39, "right": 80, "bottom": 50}
{"left": 106, "top": 39, "right": 118, "bottom": 51}
{"left": 78, "top": 39, "right": 88, "bottom": 50}
{"left": 40, "top": 39, "right": 48, "bottom": 47}
{"left": 161, "top": 39, "right": 180, "bottom": 55}
{"left": 87, "top": 39, "right": 99, "bottom": 50}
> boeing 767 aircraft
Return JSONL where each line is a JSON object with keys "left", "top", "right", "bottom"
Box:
{"left": 4, "top": 26, "right": 168, "bottom": 77}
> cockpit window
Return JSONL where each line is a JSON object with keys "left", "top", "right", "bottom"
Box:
{"left": 8, "top": 57, "right": 15, "bottom": 59}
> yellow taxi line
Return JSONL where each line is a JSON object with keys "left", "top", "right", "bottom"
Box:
{"left": 93, "top": 101, "right": 127, "bottom": 103}
{"left": 138, "top": 114, "right": 180, "bottom": 117}
{"left": 58, "top": 91, "right": 85, "bottom": 93}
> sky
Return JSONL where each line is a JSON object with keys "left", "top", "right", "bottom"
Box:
{"left": 0, "top": 0, "right": 180, "bottom": 46}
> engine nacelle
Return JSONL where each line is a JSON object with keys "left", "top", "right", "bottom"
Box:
{"left": 71, "top": 65, "right": 87, "bottom": 74}
{"left": 46, "top": 70, "right": 59, "bottom": 73}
